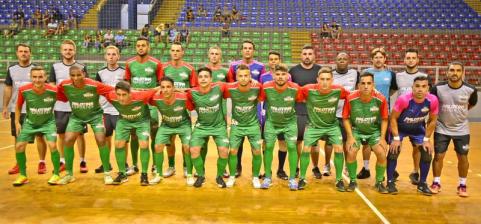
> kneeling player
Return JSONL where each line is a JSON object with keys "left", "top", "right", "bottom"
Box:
{"left": 12, "top": 66, "right": 61, "bottom": 186}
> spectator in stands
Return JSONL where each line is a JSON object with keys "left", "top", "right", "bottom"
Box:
{"left": 178, "top": 24, "right": 190, "bottom": 45}
{"left": 13, "top": 8, "right": 25, "bottom": 28}
{"left": 52, "top": 8, "right": 62, "bottom": 23}
{"left": 55, "top": 21, "right": 66, "bottom": 35}
{"left": 168, "top": 23, "right": 178, "bottom": 43}
{"left": 44, "top": 18, "right": 58, "bottom": 38}
{"left": 330, "top": 21, "right": 341, "bottom": 39}
{"left": 82, "top": 34, "right": 92, "bottom": 48}
{"left": 222, "top": 6, "right": 231, "bottom": 23}
{"left": 114, "top": 30, "right": 126, "bottom": 50}
{"left": 67, "top": 12, "right": 78, "bottom": 29}
{"left": 103, "top": 29, "right": 114, "bottom": 47}
{"left": 197, "top": 4, "right": 207, "bottom": 17}
{"left": 94, "top": 30, "right": 104, "bottom": 51}
{"left": 4, "top": 21, "right": 19, "bottom": 38}
{"left": 186, "top": 7, "right": 195, "bottom": 22}
{"left": 213, "top": 6, "right": 222, "bottom": 22}
{"left": 221, "top": 21, "right": 231, "bottom": 38}
{"left": 140, "top": 24, "right": 150, "bottom": 39}
{"left": 154, "top": 23, "right": 167, "bottom": 47}
{"left": 29, "top": 9, "right": 43, "bottom": 28}
{"left": 42, "top": 10, "right": 52, "bottom": 28}
{"left": 320, "top": 23, "right": 330, "bottom": 39}
{"left": 231, "top": 5, "right": 240, "bottom": 22}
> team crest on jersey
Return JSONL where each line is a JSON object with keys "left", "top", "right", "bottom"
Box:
{"left": 43, "top": 97, "right": 54, "bottom": 103}
{"left": 248, "top": 95, "right": 257, "bottom": 101}
{"left": 284, "top": 96, "right": 294, "bottom": 102}
{"left": 421, "top": 107, "right": 429, "bottom": 113}
{"left": 459, "top": 95, "right": 468, "bottom": 103}
{"left": 328, "top": 97, "right": 338, "bottom": 103}
{"left": 83, "top": 92, "right": 94, "bottom": 98}
{"left": 179, "top": 72, "right": 188, "bottom": 79}
{"left": 217, "top": 74, "right": 225, "bottom": 79}
{"left": 174, "top": 106, "right": 184, "bottom": 111}
{"left": 132, "top": 106, "right": 141, "bottom": 111}
{"left": 370, "top": 106, "right": 379, "bottom": 112}
{"left": 144, "top": 67, "right": 154, "bottom": 74}
{"left": 251, "top": 70, "right": 260, "bottom": 76}
{"left": 141, "top": 131, "right": 150, "bottom": 136}
{"left": 210, "top": 94, "right": 220, "bottom": 101}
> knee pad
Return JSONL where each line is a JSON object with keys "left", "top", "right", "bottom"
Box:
{"left": 419, "top": 146, "right": 432, "bottom": 163}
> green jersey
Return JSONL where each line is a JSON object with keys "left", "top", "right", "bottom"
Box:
{"left": 225, "top": 81, "right": 261, "bottom": 127}
{"left": 260, "top": 81, "right": 301, "bottom": 126}
{"left": 57, "top": 78, "right": 114, "bottom": 121}
{"left": 163, "top": 61, "right": 197, "bottom": 89}
{"left": 300, "top": 84, "right": 349, "bottom": 128}
{"left": 125, "top": 56, "right": 163, "bottom": 89}
{"left": 150, "top": 92, "right": 194, "bottom": 128}
{"left": 17, "top": 83, "right": 56, "bottom": 126}
{"left": 188, "top": 83, "right": 227, "bottom": 128}
{"left": 342, "top": 90, "right": 388, "bottom": 134}
{"left": 207, "top": 65, "right": 228, "bottom": 82}
{"left": 106, "top": 90, "right": 155, "bottom": 122}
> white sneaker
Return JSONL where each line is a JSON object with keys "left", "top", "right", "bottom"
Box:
{"left": 58, "top": 175, "right": 75, "bottom": 185}
{"left": 126, "top": 165, "right": 138, "bottom": 176}
{"left": 104, "top": 172, "right": 114, "bottom": 185}
{"left": 226, "top": 176, "right": 236, "bottom": 188}
{"left": 322, "top": 164, "right": 331, "bottom": 176}
{"left": 163, "top": 167, "right": 176, "bottom": 178}
{"left": 186, "top": 174, "right": 195, "bottom": 186}
{"left": 149, "top": 173, "right": 163, "bottom": 185}
{"left": 252, "top": 177, "right": 261, "bottom": 189}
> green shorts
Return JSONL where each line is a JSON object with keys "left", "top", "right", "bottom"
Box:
{"left": 149, "top": 105, "right": 159, "bottom": 126}
{"left": 190, "top": 125, "right": 229, "bottom": 148}
{"left": 155, "top": 123, "right": 192, "bottom": 145}
{"left": 115, "top": 119, "right": 151, "bottom": 141}
{"left": 66, "top": 113, "right": 105, "bottom": 133}
{"left": 229, "top": 124, "right": 262, "bottom": 150}
{"left": 304, "top": 125, "right": 343, "bottom": 147}
{"left": 17, "top": 119, "right": 57, "bottom": 143}
{"left": 353, "top": 131, "right": 381, "bottom": 148}
{"left": 264, "top": 119, "right": 298, "bottom": 146}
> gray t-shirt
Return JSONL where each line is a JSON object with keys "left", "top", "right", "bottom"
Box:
{"left": 96, "top": 66, "right": 125, "bottom": 115}
{"left": 48, "top": 61, "right": 87, "bottom": 112}
{"left": 431, "top": 81, "right": 478, "bottom": 135}
{"left": 289, "top": 64, "right": 321, "bottom": 115}
{"left": 5, "top": 63, "right": 35, "bottom": 113}
{"left": 396, "top": 70, "right": 430, "bottom": 96}
{"left": 333, "top": 69, "right": 359, "bottom": 118}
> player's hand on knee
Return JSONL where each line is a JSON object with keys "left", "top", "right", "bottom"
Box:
{"left": 422, "top": 141, "right": 434, "bottom": 155}
{"left": 389, "top": 140, "right": 401, "bottom": 154}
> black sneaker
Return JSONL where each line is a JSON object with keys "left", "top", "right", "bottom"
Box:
{"left": 276, "top": 170, "right": 288, "bottom": 180}
{"left": 393, "top": 170, "right": 400, "bottom": 182}
{"left": 295, "top": 167, "right": 300, "bottom": 178}
{"left": 95, "top": 164, "right": 113, "bottom": 173}
{"left": 375, "top": 182, "right": 389, "bottom": 194}
{"left": 140, "top": 173, "right": 149, "bottom": 186}
{"left": 194, "top": 176, "right": 205, "bottom": 188}
{"left": 417, "top": 182, "right": 433, "bottom": 196}
{"left": 409, "top": 172, "right": 420, "bottom": 185}
{"left": 298, "top": 179, "right": 307, "bottom": 190}
{"left": 235, "top": 167, "right": 242, "bottom": 178}
{"left": 336, "top": 180, "right": 346, "bottom": 192}
{"left": 216, "top": 176, "right": 226, "bottom": 188}
{"left": 347, "top": 180, "right": 357, "bottom": 192}
{"left": 387, "top": 181, "right": 398, "bottom": 194}
{"left": 80, "top": 161, "right": 88, "bottom": 173}
{"left": 112, "top": 172, "right": 128, "bottom": 185}
{"left": 312, "top": 167, "right": 322, "bottom": 179}
{"left": 357, "top": 167, "right": 370, "bottom": 179}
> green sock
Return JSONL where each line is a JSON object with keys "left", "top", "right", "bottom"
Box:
{"left": 217, "top": 157, "right": 228, "bottom": 177}
{"left": 299, "top": 151, "right": 310, "bottom": 179}
{"left": 64, "top": 145, "right": 74, "bottom": 175}
{"left": 99, "top": 145, "right": 110, "bottom": 171}
{"left": 183, "top": 152, "right": 192, "bottom": 175}
{"left": 168, "top": 155, "right": 175, "bottom": 168}
{"left": 346, "top": 161, "right": 357, "bottom": 181}
{"left": 154, "top": 151, "right": 164, "bottom": 175}
{"left": 334, "top": 152, "right": 344, "bottom": 181}
{"left": 263, "top": 146, "right": 274, "bottom": 178}
{"left": 115, "top": 147, "right": 126, "bottom": 174}
{"left": 16, "top": 151, "right": 27, "bottom": 176}
{"left": 287, "top": 144, "right": 298, "bottom": 179}
{"left": 375, "top": 164, "right": 386, "bottom": 183}
{"left": 51, "top": 150, "right": 60, "bottom": 175}
{"left": 130, "top": 138, "right": 139, "bottom": 166}
{"left": 192, "top": 156, "right": 204, "bottom": 176}
{"left": 228, "top": 154, "right": 237, "bottom": 176}
{"left": 252, "top": 153, "right": 262, "bottom": 177}
{"left": 140, "top": 148, "right": 150, "bottom": 173}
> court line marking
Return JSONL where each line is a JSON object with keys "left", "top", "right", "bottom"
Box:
{"left": 320, "top": 149, "right": 390, "bottom": 224}
{"left": 0, "top": 145, "right": 14, "bottom": 151}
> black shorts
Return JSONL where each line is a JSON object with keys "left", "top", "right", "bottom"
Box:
{"left": 55, "top": 111, "right": 87, "bottom": 134}
{"left": 10, "top": 112, "right": 26, "bottom": 137}
{"left": 103, "top": 114, "right": 118, "bottom": 137}
{"left": 297, "top": 114, "right": 308, "bottom": 141}
{"left": 434, "top": 132, "right": 470, "bottom": 155}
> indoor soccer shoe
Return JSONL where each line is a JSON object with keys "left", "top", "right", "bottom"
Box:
{"left": 194, "top": 176, "right": 205, "bottom": 188}
{"left": 357, "top": 167, "right": 370, "bottom": 179}
{"left": 163, "top": 167, "right": 175, "bottom": 178}
{"left": 288, "top": 178, "right": 298, "bottom": 191}
{"left": 126, "top": 165, "right": 139, "bottom": 176}
{"left": 276, "top": 170, "right": 288, "bottom": 180}
{"left": 387, "top": 181, "right": 398, "bottom": 195}
{"left": 113, "top": 173, "right": 128, "bottom": 185}
{"left": 375, "top": 182, "right": 389, "bottom": 194}
{"left": 322, "top": 164, "right": 331, "bottom": 176}
{"left": 216, "top": 176, "right": 227, "bottom": 188}
{"left": 38, "top": 161, "right": 47, "bottom": 174}
{"left": 298, "top": 179, "right": 307, "bottom": 190}
{"left": 149, "top": 173, "right": 163, "bottom": 185}
{"left": 312, "top": 166, "right": 322, "bottom": 179}
{"left": 457, "top": 185, "right": 468, "bottom": 197}
{"left": 47, "top": 174, "right": 61, "bottom": 185}
{"left": 186, "top": 174, "right": 195, "bottom": 186}
{"left": 140, "top": 173, "right": 149, "bottom": 186}
{"left": 252, "top": 177, "right": 261, "bottom": 189}
{"left": 336, "top": 180, "right": 346, "bottom": 192}
{"left": 347, "top": 181, "right": 357, "bottom": 192}
{"left": 8, "top": 164, "right": 19, "bottom": 175}
{"left": 104, "top": 172, "right": 114, "bottom": 185}
{"left": 79, "top": 161, "right": 88, "bottom": 173}
{"left": 409, "top": 172, "right": 419, "bottom": 185}
{"left": 58, "top": 175, "right": 75, "bottom": 185}
{"left": 12, "top": 175, "right": 28, "bottom": 186}
{"left": 226, "top": 176, "right": 236, "bottom": 188}
{"left": 261, "top": 177, "right": 272, "bottom": 189}
{"left": 430, "top": 182, "right": 441, "bottom": 194}
{"left": 417, "top": 182, "right": 433, "bottom": 196}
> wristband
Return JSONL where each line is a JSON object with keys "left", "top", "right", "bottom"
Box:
{"left": 393, "top": 136, "right": 400, "bottom": 141}
{"left": 423, "top": 137, "right": 430, "bottom": 142}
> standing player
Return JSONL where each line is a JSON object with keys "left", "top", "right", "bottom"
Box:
{"left": 48, "top": 40, "right": 88, "bottom": 173}
{"left": 162, "top": 41, "right": 197, "bottom": 178}
{"left": 150, "top": 77, "right": 195, "bottom": 185}
{"left": 259, "top": 64, "right": 302, "bottom": 190}
{"left": 12, "top": 66, "right": 61, "bottom": 186}
{"left": 343, "top": 72, "right": 389, "bottom": 193}
{"left": 395, "top": 48, "right": 430, "bottom": 185}
{"left": 56, "top": 66, "right": 114, "bottom": 185}
{"left": 258, "top": 51, "right": 289, "bottom": 180}
{"left": 430, "top": 62, "right": 478, "bottom": 197}
{"left": 3, "top": 43, "right": 47, "bottom": 175}
{"left": 226, "top": 40, "right": 266, "bottom": 177}
{"left": 124, "top": 37, "right": 163, "bottom": 176}
{"left": 357, "top": 47, "right": 398, "bottom": 179}
{"left": 188, "top": 67, "right": 230, "bottom": 188}
{"left": 224, "top": 64, "right": 263, "bottom": 188}
{"left": 206, "top": 46, "right": 228, "bottom": 82}
{"left": 289, "top": 45, "right": 322, "bottom": 179}
{"left": 95, "top": 45, "right": 126, "bottom": 173}
{"left": 298, "top": 67, "right": 349, "bottom": 191}
{"left": 323, "top": 52, "right": 358, "bottom": 176}
{"left": 387, "top": 76, "right": 438, "bottom": 195}
{"left": 105, "top": 81, "right": 158, "bottom": 186}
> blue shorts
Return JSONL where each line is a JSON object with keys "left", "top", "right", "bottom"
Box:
{"left": 389, "top": 132, "right": 424, "bottom": 145}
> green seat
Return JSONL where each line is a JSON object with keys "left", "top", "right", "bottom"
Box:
{"left": 284, "top": 51, "right": 292, "bottom": 57}
{"left": 202, "top": 32, "right": 211, "bottom": 37}
{"left": 4, "top": 40, "right": 13, "bottom": 47}
{"left": 219, "top": 43, "right": 229, "bottom": 50}
{"left": 200, "top": 36, "right": 209, "bottom": 42}
{"left": 211, "top": 31, "right": 221, "bottom": 37}
{"left": 232, "top": 31, "right": 240, "bottom": 37}
{"left": 190, "top": 36, "right": 199, "bottom": 42}
{"left": 185, "top": 49, "right": 193, "bottom": 56}
{"left": 272, "top": 44, "right": 281, "bottom": 50}
{"left": 252, "top": 37, "right": 260, "bottom": 43}
{"left": 272, "top": 38, "right": 280, "bottom": 44}
{"left": 260, "top": 44, "right": 269, "bottom": 51}
{"left": 272, "top": 32, "right": 280, "bottom": 38}
{"left": 281, "top": 44, "right": 291, "bottom": 50}
{"left": 231, "top": 37, "right": 240, "bottom": 42}
{"left": 229, "top": 43, "right": 237, "bottom": 50}
{"left": 210, "top": 36, "right": 220, "bottom": 42}
{"left": 252, "top": 32, "right": 261, "bottom": 38}
{"left": 197, "top": 43, "right": 207, "bottom": 49}
{"left": 191, "top": 31, "right": 201, "bottom": 37}
{"left": 282, "top": 33, "right": 289, "bottom": 38}
{"left": 0, "top": 54, "right": 5, "bottom": 60}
